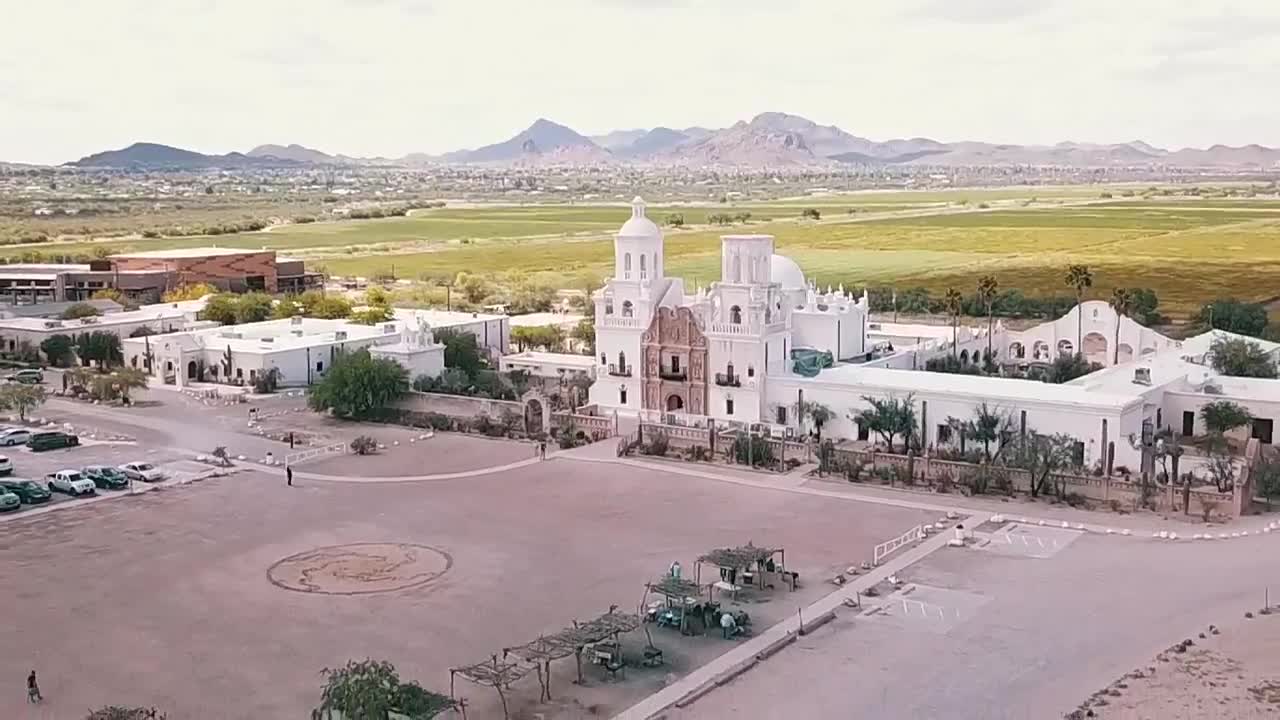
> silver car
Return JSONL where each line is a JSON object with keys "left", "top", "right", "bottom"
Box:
{"left": 0, "top": 428, "right": 31, "bottom": 447}
{"left": 119, "top": 462, "right": 165, "bottom": 483}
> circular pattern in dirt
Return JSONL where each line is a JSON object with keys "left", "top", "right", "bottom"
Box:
{"left": 268, "top": 543, "right": 452, "bottom": 595}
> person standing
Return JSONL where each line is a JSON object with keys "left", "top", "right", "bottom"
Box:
{"left": 538, "top": 441, "right": 547, "bottom": 460}
{"left": 286, "top": 465, "right": 293, "bottom": 487}
{"left": 27, "top": 670, "right": 41, "bottom": 703}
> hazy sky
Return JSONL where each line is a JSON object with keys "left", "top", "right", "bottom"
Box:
{"left": 5, "top": 0, "right": 1278, "bottom": 164}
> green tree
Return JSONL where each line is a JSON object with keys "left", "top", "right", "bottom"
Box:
{"left": 40, "top": 334, "right": 75, "bottom": 367}
{"left": 90, "top": 288, "right": 130, "bottom": 308}
{"left": 801, "top": 208, "right": 821, "bottom": 220}
{"left": 234, "top": 292, "right": 274, "bottom": 324}
{"left": 943, "top": 288, "right": 963, "bottom": 358}
{"left": 570, "top": 319, "right": 595, "bottom": 354}
{"left": 312, "top": 658, "right": 455, "bottom": 720}
{"left": 961, "top": 403, "right": 1015, "bottom": 462}
{"left": 795, "top": 398, "right": 834, "bottom": 442}
{"left": 1198, "top": 298, "right": 1268, "bottom": 337}
{"left": 307, "top": 350, "right": 409, "bottom": 420}
{"left": 1064, "top": 264, "right": 1093, "bottom": 348}
{"left": 976, "top": 275, "right": 999, "bottom": 362}
{"left": 1209, "top": 335, "right": 1278, "bottom": 378}
{"left": 1109, "top": 287, "right": 1133, "bottom": 365}
{"left": 851, "top": 395, "right": 916, "bottom": 454}
{"left": 454, "top": 272, "right": 491, "bottom": 305}
{"left": 1200, "top": 400, "right": 1252, "bottom": 454}
{"left": 78, "top": 331, "right": 123, "bottom": 368}
{"left": 163, "top": 283, "right": 219, "bottom": 302}
{"left": 0, "top": 383, "right": 47, "bottom": 421}
{"left": 349, "top": 306, "right": 394, "bottom": 325}
{"left": 61, "top": 302, "right": 102, "bottom": 320}
{"left": 436, "top": 328, "right": 484, "bottom": 379}
{"left": 1045, "top": 353, "right": 1100, "bottom": 384}
{"left": 1127, "top": 287, "right": 1161, "bottom": 325}
{"left": 199, "top": 294, "right": 239, "bottom": 325}
{"left": 1011, "top": 431, "right": 1077, "bottom": 499}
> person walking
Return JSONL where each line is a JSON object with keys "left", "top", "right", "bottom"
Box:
{"left": 538, "top": 441, "right": 547, "bottom": 460}
{"left": 286, "top": 465, "right": 293, "bottom": 487}
{"left": 27, "top": 670, "right": 41, "bottom": 703}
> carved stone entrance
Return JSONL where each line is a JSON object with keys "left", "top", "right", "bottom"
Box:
{"left": 641, "top": 306, "right": 708, "bottom": 415}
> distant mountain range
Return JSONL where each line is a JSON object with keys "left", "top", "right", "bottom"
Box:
{"left": 61, "top": 114, "right": 1280, "bottom": 170}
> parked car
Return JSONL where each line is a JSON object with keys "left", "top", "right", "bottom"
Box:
{"left": 83, "top": 465, "right": 129, "bottom": 490}
{"left": 0, "top": 428, "right": 31, "bottom": 447}
{"left": 27, "top": 431, "right": 79, "bottom": 452}
{"left": 119, "top": 462, "right": 165, "bottom": 483}
{"left": 0, "top": 454, "right": 10, "bottom": 476}
{"left": 0, "top": 486, "right": 19, "bottom": 512}
{"left": 5, "top": 369, "right": 44, "bottom": 384}
{"left": 0, "top": 478, "right": 52, "bottom": 504}
{"left": 46, "top": 469, "right": 95, "bottom": 496}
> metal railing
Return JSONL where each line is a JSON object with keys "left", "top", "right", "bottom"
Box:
{"left": 659, "top": 368, "right": 687, "bottom": 381}
{"left": 873, "top": 525, "right": 924, "bottom": 566}
{"left": 714, "top": 372, "right": 741, "bottom": 387}
{"left": 284, "top": 442, "right": 347, "bottom": 467}
{"left": 608, "top": 364, "right": 632, "bottom": 377}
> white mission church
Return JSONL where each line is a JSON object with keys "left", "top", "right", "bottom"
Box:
{"left": 587, "top": 197, "right": 1280, "bottom": 473}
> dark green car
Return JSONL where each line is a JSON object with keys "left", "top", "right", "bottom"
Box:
{"left": 82, "top": 465, "right": 129, "bottom": 490}
{"left": 27, "top": 431, "right": 79, "bottom": 452}
{"left": 0, "top": 478, "right": 52, "bottom": 504}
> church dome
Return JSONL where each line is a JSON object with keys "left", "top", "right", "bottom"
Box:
{"left": 618, "top": 196, "right": 661, "bottom": 238}
{"left": 770, "top": 254, "right": 806, "bottom": 290}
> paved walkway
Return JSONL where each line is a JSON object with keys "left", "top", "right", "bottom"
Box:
{"left": 240, "top": 454, "right": 550, "bottom": 483}
{"left": 563, "top": 444, "right": 1280, "bottom": 541}
{"left": 612, "top": 522, "right": 960, "bottom": 720}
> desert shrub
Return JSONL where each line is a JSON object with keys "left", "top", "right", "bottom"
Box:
{"left": 685, "top": 445, "right": 711, "bottom": 462}
{"left": 1198, "top": 497, "right": 1221, "bottom": 523}
{"left": 641, "top": 432, "right": 669, "bottom": 457}
{"left": 785, "top": 457, "right": 803, "bottom": 471}
{"left": 1062, "top": 492, "right": 1089, "bottom": 508}
{"left": 350, "top": 435, "right": 377, "bottom": 455}
{"left": 873, "top": 466, "right": 896, "bottom": 485}
{"left": 423, "top": 412, "right": 452, "bottom": 431}
{"left": 730, "top": 432, "right": 774, "bottom": 466}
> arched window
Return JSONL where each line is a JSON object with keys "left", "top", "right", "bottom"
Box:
{"left": 730, "top": 305, "right": 742, "bottom": 324}
{"left": 727, "top": 362, "right": 735, "bottom": 378}
{"left": 600, "top": 353, "right": 606, "bottom": 365}
{"left": 622, "top": 301, "right": 634, "bottom": 318}
{"left": 640, "top": 254, "right": 647, "bottom": 280}
{"left": 618, "top": 351, "right": 626, "bottom": 370}
{"left": 605, "top": 297, "right": 614, "bottom": 315}
{"left": 624, "top": 253, "right": 632, "bottom": 279}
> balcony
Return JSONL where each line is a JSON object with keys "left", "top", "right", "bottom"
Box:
{"left": 608, "top": 364, "right": 632, "bottom": 377}
{"left": 659, "top": 368, "right": 687, "bottom": 381}
{"left": 714, "top": 372, "right": 741, "bottom": 387}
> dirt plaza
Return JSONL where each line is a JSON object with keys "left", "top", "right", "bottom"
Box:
{"left": 0, "top": 433, "right": 933, "bottom": 719}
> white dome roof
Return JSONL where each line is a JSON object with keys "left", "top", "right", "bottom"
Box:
{"left": 618, "top": 196, "right": 660, "bottom": 238}
{"left": 770, "top": 254, "right": 806, "bottom": 290}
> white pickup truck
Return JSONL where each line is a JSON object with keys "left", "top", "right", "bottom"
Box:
{"left": 46, "top": 469, "right": 96, "bottom": 496}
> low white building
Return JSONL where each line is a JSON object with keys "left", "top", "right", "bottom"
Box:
{"left": 121, "top": 316, "right": 429, "bottom": 388}
{"left": 0, "top": 300, "right": 203, "bottom": 360}
{"left": 499, "top": 351, "right": 596, "bottom": 381}
{"left": 584, "top": 198, "right": 1280, "bottom": 472}
{"left": 392, "top": 308, "right": 510, "bottom": 357}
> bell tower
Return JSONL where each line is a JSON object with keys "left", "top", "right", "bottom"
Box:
{"left": 614, "top": 196, "right": 663, "bottom": 283}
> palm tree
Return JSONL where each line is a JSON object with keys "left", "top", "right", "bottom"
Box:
{"left": 976, "top": 275, "right": 999, "bottom": 364}
{"left": 1064, "top": 265, "right": 1093, "bottom": 349}
{"left": 1109, "top": 287, "right": 1133, "bottom": 365}
{"left": 944, "top": 288, "right": 964, "bottom": 359}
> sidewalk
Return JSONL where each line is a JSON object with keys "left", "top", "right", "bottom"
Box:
{"left": 563, "top": 445, "right": 1280, "bottom": 541}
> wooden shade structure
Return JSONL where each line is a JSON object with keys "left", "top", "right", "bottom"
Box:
{"left": 696, "top": 542, "right": 788, "bottom": 591}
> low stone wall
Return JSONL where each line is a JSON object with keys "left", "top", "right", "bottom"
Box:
{"left": 827, "top": 447, "right": 1245, "bottom": 520}
{"left": 392, "top": 391, "right": 522, "bottom": 420}
{"left": 552, "top": 410, "right": 613, "bottom": 435}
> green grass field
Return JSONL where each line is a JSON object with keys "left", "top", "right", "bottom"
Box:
{"left": 301, "top": 197, "right": 1280, "bottom": 318}
{"left": 8, "top": 186, "right": 1278, "bottom": 319}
